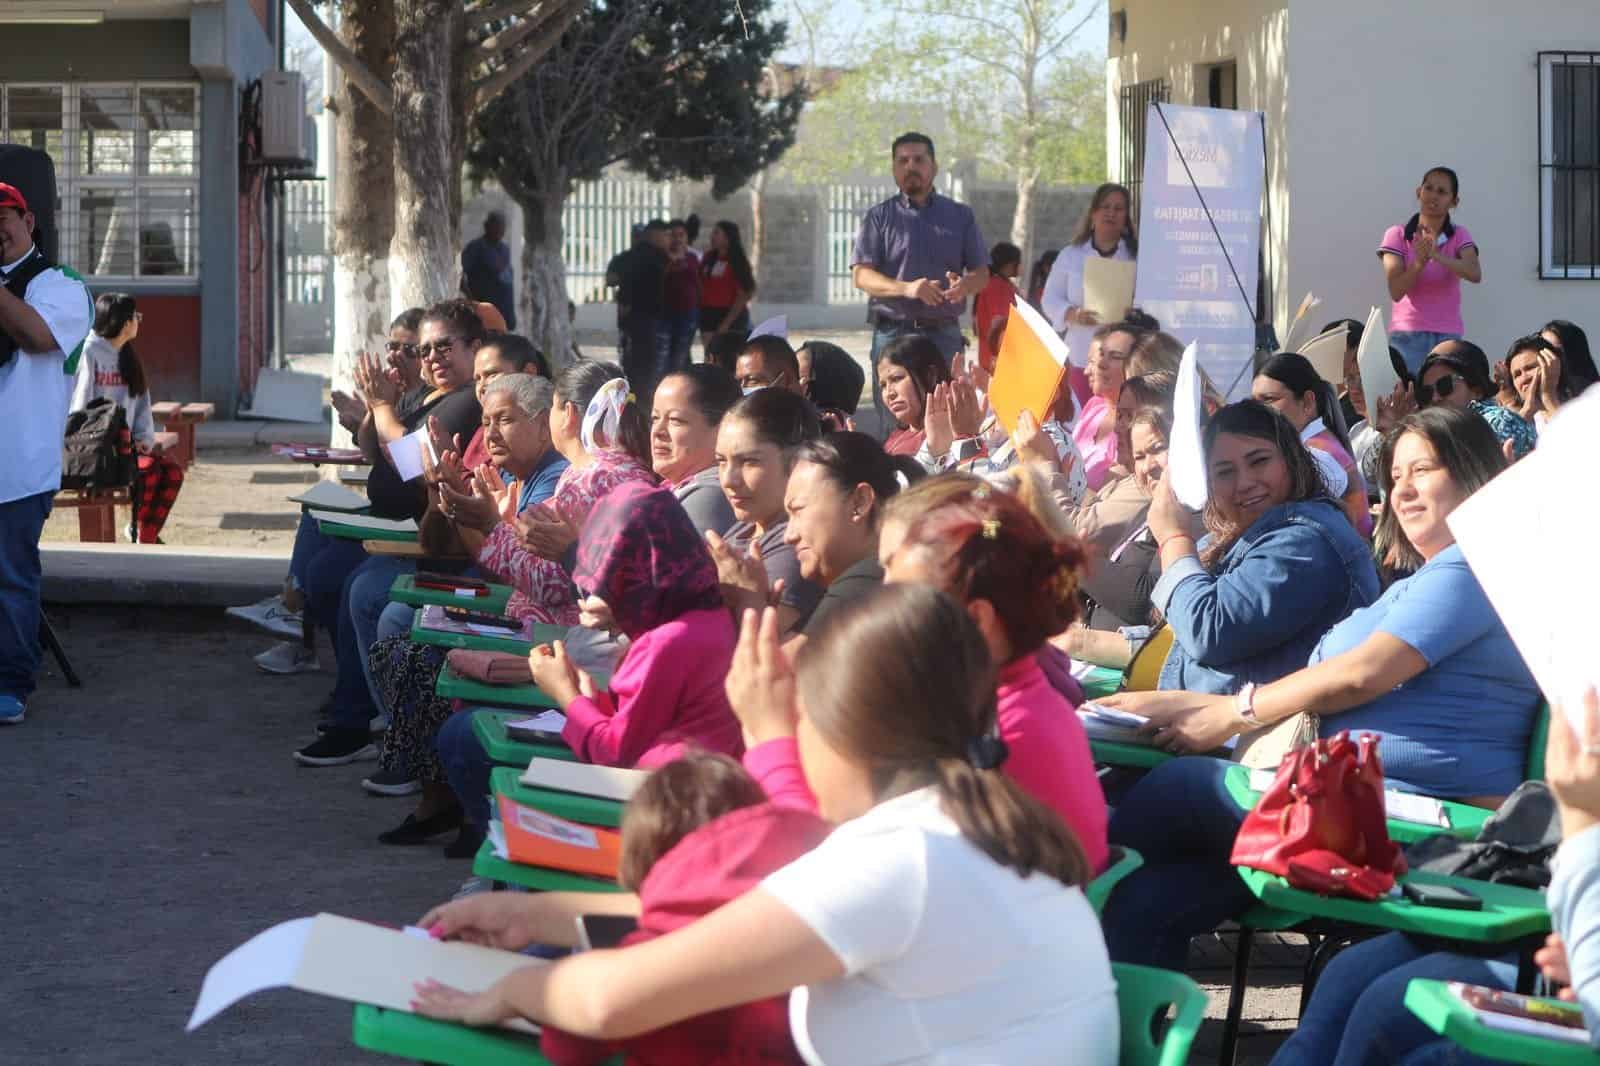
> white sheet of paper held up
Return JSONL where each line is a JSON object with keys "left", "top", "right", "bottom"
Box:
{"left": 1357, "top": 306, "right": 1399, "bottom": 415}
{"left": 1082, "top": 258, "right": 1136, "bottom": 323}
{"left": 1169, "top": 342, "right": 1209, "bottom": 510}
{"left": 384, "top": 425, "right": 437, "bottom": 483}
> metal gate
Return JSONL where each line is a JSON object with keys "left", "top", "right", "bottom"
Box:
{"left": 825, "top": 183, "right": 896, "bottom": 303}
{"left": 281, "top": 178, "right": 332, "bottom": 354}
{"left": 1118, "top": 78, "right": 1170, "bottom": 221}
{"left": 562, "top": 177, "right": 672, "bottom": 304}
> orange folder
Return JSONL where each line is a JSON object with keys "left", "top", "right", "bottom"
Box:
{"left": 987, "top": 295, "right": 1070, "bottom": 437}
{"left": 496, "top": 793, "right": 621, "bottom": 879}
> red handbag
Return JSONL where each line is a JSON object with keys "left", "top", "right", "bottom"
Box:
{"left": 1230, "top": 731, "right": 1407, "bottom": 901}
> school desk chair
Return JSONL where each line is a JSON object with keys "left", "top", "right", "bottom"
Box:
{"left": 1114, "top": 962, "right": 1208, "bottom": 1066}
{"left": 388, "top": 573, "right": 514, "bottom": 615}
{"left": 1403, "top": 978, "right": 1599, "bottom": 1066}
{"left": 1087, "top": 846, "right": 1144, "bottom": 917}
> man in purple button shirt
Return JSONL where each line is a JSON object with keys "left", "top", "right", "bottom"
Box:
{"left": 851, "top": 132, "right": 988, "bottom": 426}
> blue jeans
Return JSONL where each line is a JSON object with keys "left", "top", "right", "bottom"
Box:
{"left": 438, "top": 707, "right": 494, "bottom": 827}
{"left": 344, "top": 556, "right": 414, "bottom": 723}
{"left": 1102, "top": 756, "right": 1255, "bottom": 969}
{"left": 868, "top": 318, "right": 966, "bottom": 433}
{"left": 1390, "top": 330, "right": 1460, "bottom": 377}
{"left": 1271, "top": 933, "right": 1516, "bottom": 1066}
{"left": 0, "top": 491, "right": 52, "bottom": 701}
{"left": 658, "top": 311, "right": 696, "bottom": 379}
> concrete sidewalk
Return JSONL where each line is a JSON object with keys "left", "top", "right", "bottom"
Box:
{"left": 43, "top": 544, "right": 287, "bottom": 607}
{"left": 198, "top": 419, "right": 328, "bottom": 450}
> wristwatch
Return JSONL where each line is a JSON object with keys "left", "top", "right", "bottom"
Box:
{"left": 1234, "top": 682, "right": 1262, "bottom": 727}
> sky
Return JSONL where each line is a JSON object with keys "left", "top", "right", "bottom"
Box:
{"left": 775, "top": 0, "right": 1109, "bottom": 67}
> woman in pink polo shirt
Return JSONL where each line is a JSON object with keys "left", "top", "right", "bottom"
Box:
{"left": 1378, "top": 166, "right": 1482, "bottom": 374}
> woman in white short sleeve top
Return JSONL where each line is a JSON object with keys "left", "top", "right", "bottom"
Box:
{"left": 413, "top": 583, "right": 1119, "bottom": 1066}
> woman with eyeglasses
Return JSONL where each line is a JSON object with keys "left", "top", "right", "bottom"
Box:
{"left": 1378, "top": 165, "right": 1482, "bottom": 374}
{"left": 1416, "top": 339, "right": 1536, "bottom": 459}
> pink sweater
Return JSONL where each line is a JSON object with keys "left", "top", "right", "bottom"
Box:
{"left": 743, "top": 654, "right": 1110, "bottom": 872}
{"left": 561, "top": 607, "right": 742, "bottom": 769}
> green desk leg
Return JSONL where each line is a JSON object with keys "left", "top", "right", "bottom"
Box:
{"left": 389, "top": 574, "right": 513, "bottom": 615}
{"left": 491, "top": 766, "right": 625, "bottom": 828}
{"left": 471, "top": 711, "right": 578, "bottom": 766}
{"left": 1404, "top": 979, "right": 1598, "bottom": 1066}
{"left": 1080, "top": 666, "right": 1124, "bottom": 701}
{"left": 1089, "top": 738, "right": 1175, "bottom": 770}
{"left": 471, "top": 837, "right": 623, "bottom": 893}
{"left": 1220, "top": 764, "right": 1494, "bottom": 844}
{"left": 1235, "top": 866, "right": 1550, "bottom": 943}
{"left": 353, "top": 1004, "right": 555, "bottom": 1065}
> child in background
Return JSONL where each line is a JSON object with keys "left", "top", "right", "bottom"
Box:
{"left": 540, "top": 751, "right": 829, "bottom": 1066}
{"left": 972, "top": 241, "right": 1023, "bottom": 375}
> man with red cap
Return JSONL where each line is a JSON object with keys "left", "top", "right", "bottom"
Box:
{"left": 0, "top": 180, "right": 92, "bottom": 725}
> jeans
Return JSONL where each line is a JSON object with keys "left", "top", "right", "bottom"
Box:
{"left": 377, "top": 601, "right": 415, "bottom": 643}
{"left": 868, "top": 318, "right": 966, "bottom": 434}
{"left": 0, "top": 491, "right": 52, "bottom": 701}
{"left": 344, "top": 556, "right": 414, "bottom": 723}
{"left": 658, "top": 311, "right": 696, "bottom": 379}
{"left": 1101, "top": 756, "right": 1255, "bottom": 969}
{"left": 1390, "top": 330, "right": 1460, "bottom": 377}
{"left": 1270, "top": 933, "right": 1516, "bottom": 1066}
{"left": 438, "top": 707, "right": 494, "bottom": 827}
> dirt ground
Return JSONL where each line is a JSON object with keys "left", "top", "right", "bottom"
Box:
{"left": 7, "top": 603, "right": 1302, "bottom": 1064}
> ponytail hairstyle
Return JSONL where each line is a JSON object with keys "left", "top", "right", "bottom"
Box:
{"left": 1199, "top": 400, "right": 1330, "bottom": 567}
{"left": 92, "top": 291, "right": 148, "bottom": 397}
{"left": 724, "top": 387, "right": 823, "bottom": 469}
{"left": 792, "top": 431, "right": 922, "bottom": 530}
{"left": 1258, "top": 351, "right": 1354, "bottom": 454}
{"left": 796, "top": 583, "right": 1090, "bottom": 887}
{"left": 617, "top": 752, "right": 769, "bottom": 893}
{"left": 555, "top": 358, "right": 651, "bottom": 466}
{"left": 1403, "top": 166, "right": 1460, "bottom": 242}
{"left": 884, "top": 475, "right": 1087, "bottom": 657}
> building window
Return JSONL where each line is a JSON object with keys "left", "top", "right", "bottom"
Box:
{"left": 1539, "top": 52, "right": 1599, "bottom": 279}
{"left": 1199, "top": 61, "right": 1237, "bottom": 110}
{"left": 0, "top": 81, "right": 200, "bottom": 280}
{"left": 1118, "top": 77, "right": 1170, "bottom": 220}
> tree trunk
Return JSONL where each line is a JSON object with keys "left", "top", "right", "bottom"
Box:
{"left": 330, "top": 0, "right": 395, "bottom": 449}
{"left": 521, "top": 184, "right": 575, "bottom": 370}
{"left": 1010, "top": 166, "right": 1036, "bottom": 278}
{"left": 749, "top": 167, "right": 768, "bottom": 282}
{"left": 389, "top": 0, "right": 461, "bottom": 312}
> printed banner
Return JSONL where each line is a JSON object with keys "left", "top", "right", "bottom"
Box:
{"left": 1134, "top": 103, "right": 1266, "bottom": 399}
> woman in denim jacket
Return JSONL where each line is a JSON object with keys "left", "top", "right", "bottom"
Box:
{"left": 1148, "top": 400, "right": 1380, "bottom": 694}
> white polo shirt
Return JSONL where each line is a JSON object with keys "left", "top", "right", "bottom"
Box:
{"left": 0, "top": 247, "right": 93, "bottom": 504}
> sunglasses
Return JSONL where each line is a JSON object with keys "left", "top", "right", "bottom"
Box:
{"left": 385, "top": 340, "right": 419, "bottom": 358}
{"left": 417, "top": 338, "right": 464, "bottom": 357}
{"left": 1416, "top": 373, "right": 1458, "bottom": 406}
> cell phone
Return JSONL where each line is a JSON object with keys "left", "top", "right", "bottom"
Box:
{"left": 1402, "top": 882, "right": 1482, "bottom": 910}
{"left": 575, "top": 914, "right": 638, "bottom": 952}
{"left": 416, "top": 570, "right": 488, "bottom": 590}
{"left": 443, "top": 605, "right": 520, "bottom": 631}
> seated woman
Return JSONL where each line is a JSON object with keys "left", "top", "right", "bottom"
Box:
{"left": 1252, "top": 351, "right": 1372, "bottom": 535}
{"left": 1071, "top": 371, "right": 1175, "bottom": 562}
{"left": 1506, "top": 332, "right": 1574, "bottom": 438}
{"left": 1099, "top": 406, "right": 1539, "bottom": 969}
{"left": 876, "top": 334, "right": 951, "bottom": 456}
{"left": 706, "top": 388, "right": 824, "bottom": 632}
{"left": 1072, "top": 322, "right": 1144, "bottom": 491}
{"left": 1541, "top": 317, "right": 1599, "bottom": 394}
{"left": 796, "top": 340, "right": 865, "bottom": 432}
{"left": 1141, "top": 400, "right": 1379, "bottom": 695}
{"left": 415, "top": 584, "right": 1120, "bottom": 1066}
{"left": 530, "top": 481, "right": 743, "bottom": 769}
{"left": 1417, "top": 339, "right": 1536, "bottom": 459}
{"left": 71, "top": 292, "right": 184, "bottom": 545}
{"left": 1076, "top": 406, "right": 1170, "bottom": 632}
{"left": 649, "top": 363, "right": 740, "bottom": 536}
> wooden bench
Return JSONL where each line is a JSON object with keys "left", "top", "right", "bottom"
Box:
{"left": 52, "top": 486, "right": 131, "bottom": 542}
{"left": 152, "top": 401, "right": 214, "bottom": 468}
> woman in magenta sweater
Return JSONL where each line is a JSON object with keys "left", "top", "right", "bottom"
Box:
{"left": 734, "top": 474, "right": 1109, "bottom": 872}
{"left": 529, "top": 480, "right": 742, "bottom": 768}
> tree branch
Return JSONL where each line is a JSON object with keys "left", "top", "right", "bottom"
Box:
{"left": 466, "top": 0, "right": 539, "bottom": 31}
{"left": 466, "top": 0, "right": 583, "bottom": 112}
{"left": 284, "top": 0, "right": 392, "bottom": 114}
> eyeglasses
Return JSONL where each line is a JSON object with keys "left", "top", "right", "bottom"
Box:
{"left": 1416, "top": 373, "right": 1458, "bottom": 406}
{"left": 417, "top": 338, "right": 464, "bottom": 357}
{"left": 385, "top": 341, "right": 419, "bottom": 358}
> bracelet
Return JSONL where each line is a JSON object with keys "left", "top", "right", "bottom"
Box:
{"left": 1157, "top": 531, "right": 1195, "bottom": 553}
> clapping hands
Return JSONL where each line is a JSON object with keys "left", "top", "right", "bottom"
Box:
{"left": 724, "top": 607, "right": 800, "bottom": 747}
{"left": 705, "top": 530, "right": 779, "bottom": 617}
{"left": 353, "top": 351, "right": 404, "bottom": 408}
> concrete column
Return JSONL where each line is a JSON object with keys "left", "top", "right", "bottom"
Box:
{"left": 198, "top": 77, "right": 241, "bottom": 414}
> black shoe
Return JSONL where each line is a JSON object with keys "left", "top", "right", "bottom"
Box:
{"left": 378, "top": 807, "right": 463, "bottom": 846}
{"left": 293, "top": 728, "right": 378, "bottom": 766}
{"left": 443, "top": 823, "right": 487, "bottom": 859}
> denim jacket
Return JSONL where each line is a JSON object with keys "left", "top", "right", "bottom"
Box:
{"left": 1152, "top": 499, "right": 1380, "bottom": 694}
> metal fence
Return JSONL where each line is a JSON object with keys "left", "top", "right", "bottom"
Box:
{"left": 562, "top": 177, "right": 672, "bottom": 304}
{"left": 825, "top": 183, "right": 896, "bottom": 303}
{"left": 1118, "top": 77, "right": 1170, "bottom": 222}
{"left": 281, "top": 178, "right": 332, "bottom": 353}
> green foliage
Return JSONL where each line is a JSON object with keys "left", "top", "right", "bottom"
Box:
{"left": 467, "top": 0, "right": 804, "bottom": 212}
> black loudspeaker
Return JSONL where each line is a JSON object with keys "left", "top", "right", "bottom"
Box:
{"left": 0, "top": 143, "right": 59, "bottom": 262}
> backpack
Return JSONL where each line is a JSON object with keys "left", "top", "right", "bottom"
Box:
{"left": 1405, "top": 781, "right": 1561, "bottom": 890}
{"left": 61, "top": 397, "right": 135, "bottom": 490}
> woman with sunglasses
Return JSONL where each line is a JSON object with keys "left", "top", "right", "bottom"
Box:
{"left": 1417, "top": 340, "right": 1536, "bottom": 459}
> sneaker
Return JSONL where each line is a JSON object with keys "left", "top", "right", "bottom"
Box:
{"left": 293, "top": 728, "right": 378, "bottom": 766}
{"left": 316, "top": 712, "right": 386, "bottom": 735}
{"left": 362, "top": 767, "right": 421, "bottom": 796}
{"left": 0, "top": 695, "right": 24, "bottom": 725}
{"left": 377, "top": 807, "right": 462, "bottom": 845}
{"left": 254, "top": 641, "right": 320, "bottom": 675}
{"left": 227, "top": 595, "right": 304, "bottom": 639}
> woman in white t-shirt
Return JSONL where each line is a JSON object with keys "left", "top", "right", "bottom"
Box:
{"left": 1040, "top": 183, "right": 1138, "bottom": 406}
{"left": 413, "top": 583, "right": 1120, "bottom": 1066}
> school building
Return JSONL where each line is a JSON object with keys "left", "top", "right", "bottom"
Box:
{"left": 0, "top": 0, "right": 290, "bottom": 411}
{"left": 1105, "top": 0, "right": 1599, "bottom": 352}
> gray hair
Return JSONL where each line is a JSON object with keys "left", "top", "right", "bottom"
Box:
{"left": 483, "top": 373, "right": 553, "bottom": 421}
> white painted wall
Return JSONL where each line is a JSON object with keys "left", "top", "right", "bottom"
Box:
{"left": 1289, "top": 0, "right": 1598, "bottom": 356}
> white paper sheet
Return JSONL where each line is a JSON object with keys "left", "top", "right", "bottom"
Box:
{"left": 187, "top": 917, "right": 313, "bottom": 1031}
{"left": 505, "top": 711, "right": 568, "bottom": 737}
{"left": 1356, "top": 306, "right": 1399, "bottom": 415}
{"left": 1082, "top": 258, "right": 1136, "bottom": 323}
{"left": 1279, "top": 291, "right": 1322, "bottom": 353}
{"left": 1448, "top": 386, "right": 1600, "bottom": 731}
{"left": 1169, "top": 341, "right": 1209, "bottom": 510}
{"left": 520, "top": 756, "right": 647, "bottom": 801}
{"left": 1298, "top": 326, "right": 1349, "bottom": 388}
{"left": 747, "top": 314, "right": 787, "bottom": 341}
{"left": 383, "top": 425, "right": 437, "bottom": 483}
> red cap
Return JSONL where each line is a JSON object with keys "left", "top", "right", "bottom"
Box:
{"left": 0, "top": 183, "right": 28, "bottom": 214}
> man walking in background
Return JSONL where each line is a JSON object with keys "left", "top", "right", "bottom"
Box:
{"left": 461, "top": 211, "right": 516, "bottom": 331}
